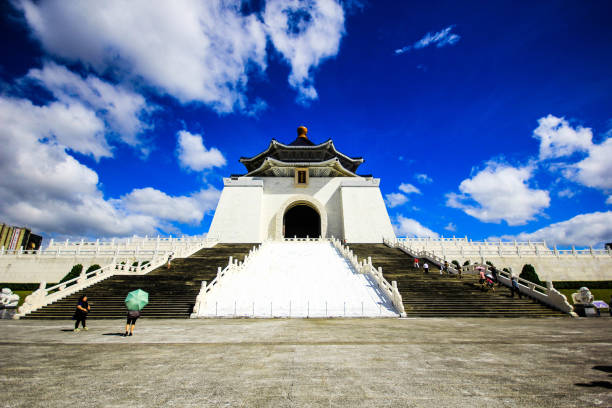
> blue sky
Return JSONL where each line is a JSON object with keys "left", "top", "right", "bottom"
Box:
{"left": 0, "top": 0, "right": 611, "bottom": 247}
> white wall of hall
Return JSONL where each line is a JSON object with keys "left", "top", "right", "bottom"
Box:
{"left": 207, "top": 176, "right": 397, "bottom": 243}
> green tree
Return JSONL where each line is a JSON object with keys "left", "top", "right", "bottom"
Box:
{"left": 463, "top": 260, "right": 471, "bottom": 266}
{"left": 519, "top": 264, "right": 542, "bottom": 285}
{"left": 86, "top": 264, "right": 101, "bottom": 273}
{"left": 60, "top": 264, "right": 83, "bottom": 283}
{"left": 451, "top": 260, "right": 460, "bottom": 269}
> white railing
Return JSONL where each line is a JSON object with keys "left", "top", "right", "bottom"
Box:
{"left": 394, "top": 238, "right": 611, "bottom": 260}
{"left": 1, "top": 236, "right": 218, "bottom": 259}
{"left": 16, "top": 239, "right": 217, "bottom": 318}
{"left": 191, "top": 243, "right": 263, "bottom": 317}
{"left": 385, "top": 238, "right": 463, "bottom": 275}
{"left": 464, "top": 264, "right": 574, "bottom": 316}
{"left": 331, "top": 237, "right": 405, "bottom": 317}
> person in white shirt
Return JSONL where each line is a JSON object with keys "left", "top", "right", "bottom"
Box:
{"left": 423, "top": 262, "right": 429, "bottom": 274}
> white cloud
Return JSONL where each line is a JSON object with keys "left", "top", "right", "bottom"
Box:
{"left": 18, "top": 0, "right": 347, "bottom": 110}
{"left": 395, "top": 25, "right": 460, "bottom": 54}
{"left": 393, "top": 216, "right": 439, "bottom": 238}
{"left": 264, "top": 0, "right": 345, "bottom": 102}
{"left": 496, "top": 211, "right": 612, "bottom": 248}
{"left": 557, "top": 188, "right": 576, "bottom": 198}
{"left": 398, "top": 183, "right": 421, "bottom": 194}
{"left": 533, "top": 114, "right": 592, "bottom": 160}
{"left": 119, "top": 187, "right": 220, "bottom": 225}
{"left": 385, "top": 192, "right": 408, "bottom": 208}
{"left": 414, "top": 173, "right": 433, "bottom": 184}
{"left": 176, "top": 130, "right": 226, "bottom": 172}
{"left": 444, "top": 222, "right": 457, "bottom": 232}
{"left": 446, "top": 161, "right": 550, "bottom": 226}
{"left": 0, "top": 95, "right": 218, "bottom": 237}
{"left": 19, "top": 0, "right": 268, "bottom": 113}
{"left": 0, "top": 95, "right": 109, "bottom": 160}
{"left": 26, "top": 62, "right": 152, "bottom": 150}
{"left": 567, "top": 137, "right": 612, "bottom": 192}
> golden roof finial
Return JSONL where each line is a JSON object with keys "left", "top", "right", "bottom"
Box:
{"left": 297, "top": 126, "right": 308, "bottom": 139}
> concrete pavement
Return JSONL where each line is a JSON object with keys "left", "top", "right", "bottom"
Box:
{"left": 1, "top": 317, "right": 610, "bottom": 407}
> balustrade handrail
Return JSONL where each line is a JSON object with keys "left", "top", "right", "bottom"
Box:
{"left": 191, "top": 243, "right": 262, "bottom": 317}
{"left": 331, "top": 237, "right": 405, "bottom": 317}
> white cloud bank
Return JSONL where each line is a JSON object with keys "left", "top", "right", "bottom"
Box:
{"left": 496, "top": 211, "right": 612, "bottom": 248}
{"left": 26, "top": 62, "right": 151, "bottom": 151}
{"left": 395, "top": 25, "right": 460, "bottom": 54}
{"left": 533, "top": 114, "right": 612, "bottom": 195}
{"left": 393, "top": 216, "right": 439, "bottom": 238}
{"left": 18, "top": 0, "right": 347, "bottom": 108}
{"left": 446, "top": 161, "right": 550, "bottom": 226}
{"left": 176, "top": 131, "right": 226, "bottom": 172}
{"left": 0, "top": 94, "right": 220, "bottom": 238}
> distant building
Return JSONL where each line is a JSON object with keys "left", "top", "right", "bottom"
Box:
{"left": 0, "top": 223, "right": 43, "bottom": 250}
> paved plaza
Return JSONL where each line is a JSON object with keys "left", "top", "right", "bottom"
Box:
{"left": 1, "top": 317, "right": 611, "bottom": 407}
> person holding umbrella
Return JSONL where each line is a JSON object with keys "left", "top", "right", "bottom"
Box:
{"left": 123, "top": 289, "right": 148, "bottom": 337}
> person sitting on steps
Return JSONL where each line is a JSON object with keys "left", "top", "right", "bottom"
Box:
{"left": 413, "top": 258, "right": 419, "bottom": 269}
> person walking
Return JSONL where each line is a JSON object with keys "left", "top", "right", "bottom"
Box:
{"left": 423, "top": 262, "right": 429, "bottom": 274}
{"left": 123, "top": 309, "right": 141, "bottom": 337}
{"left": 444, "top": 261, "right": 449, "bottom": 275}
{"left": 413, "top": 258, "right": 420, "bottom": 269}
{"left": 166, "top": 251, "right": 174, "bottom": 269}
{"left": 510, "top": 276, "right": 522, "bottom": 299}
{"left": 73, "top": 295, "right": 90, "bottom": 332}
{"left": 439, "top": 262, "right": 444, "bottom": 275}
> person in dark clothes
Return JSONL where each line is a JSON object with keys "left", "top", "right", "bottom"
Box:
{"left": 73, "top": 295, "right": 90, "bottom": 332}
{"left": 510, "top": 276, "right": 522, "bottom": 299}
{"left": 124, "top": 310, "right": 141, "bottom": 337}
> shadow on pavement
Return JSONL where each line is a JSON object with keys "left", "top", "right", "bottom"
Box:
{"left": 102, "top": 332, "right": 126, "bottom": 336}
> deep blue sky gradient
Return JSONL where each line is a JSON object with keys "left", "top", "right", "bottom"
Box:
{"left": 1, "top": 0, "right": 611, "bottom": 242}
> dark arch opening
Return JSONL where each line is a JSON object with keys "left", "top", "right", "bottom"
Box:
{"left": 283, "top": 204, "right": 321, "bottom": 238}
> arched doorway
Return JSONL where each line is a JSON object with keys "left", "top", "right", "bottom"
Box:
{"left": 283, "top": 205, "right": 321, "bottom": 238}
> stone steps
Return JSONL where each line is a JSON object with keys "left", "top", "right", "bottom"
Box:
{"left": 349, "top": 244, "right": 568, "bottom": 318}
{"left": 25, "top": 244, "right": 256, "bottom": 319}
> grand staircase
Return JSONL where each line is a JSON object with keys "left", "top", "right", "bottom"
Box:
{"left": 25, "top": 244, "right": 256, "bottom": 319}
{"left": 350, "top": 244, "right": 567, "bottom": 317}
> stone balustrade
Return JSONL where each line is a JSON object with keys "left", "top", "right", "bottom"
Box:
{"left": 190, "top": 243, "right": 263, "bottom": 318}
{"left": 331, "top": 237, "right": 405, "bottom": 317}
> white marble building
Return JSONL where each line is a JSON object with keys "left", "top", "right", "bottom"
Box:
{"left": 208, "top": 126, "right": 396, "bottom": 243}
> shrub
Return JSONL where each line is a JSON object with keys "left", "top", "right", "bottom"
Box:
{"left": 60, "top": 264, "right": 83, "bottom": 283}
{"left": 519, "top": 264, "right": 542, "bottom": 286}
{"left": 86, "top": 264, "right": 101, "bottom": 273}
{"left": 486, "top": 261, "right": 495, "bottom": 268}
{"left": 463, "top": 260, "right": 471, "bottom": 266}
{"left": 451, "top": 260, "right": 460, "bottom": 269}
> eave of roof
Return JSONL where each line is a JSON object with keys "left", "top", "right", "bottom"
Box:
{"left": 244, "top": 157, "right": 359, "bottom": 177}
{"left": 239, "top": 139, "right": 364, "bottom": 164}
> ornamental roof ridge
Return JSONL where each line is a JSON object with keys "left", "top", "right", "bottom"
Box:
{"left": 239, "top": 138, "right": 363, "bottom": 164}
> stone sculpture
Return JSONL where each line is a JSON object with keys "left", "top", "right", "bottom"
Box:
{"left": 572, "top": 287, "right": 594, "bottom": 305}
{"left": 0, "top": 288, "right": 20, "bottom": 319}
{"left": 0, "top": 288, "right": 19, "bottom": 308}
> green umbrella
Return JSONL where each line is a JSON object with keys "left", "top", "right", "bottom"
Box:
{"left": 125, "top": 289, "right": 149, "bottom": 311}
